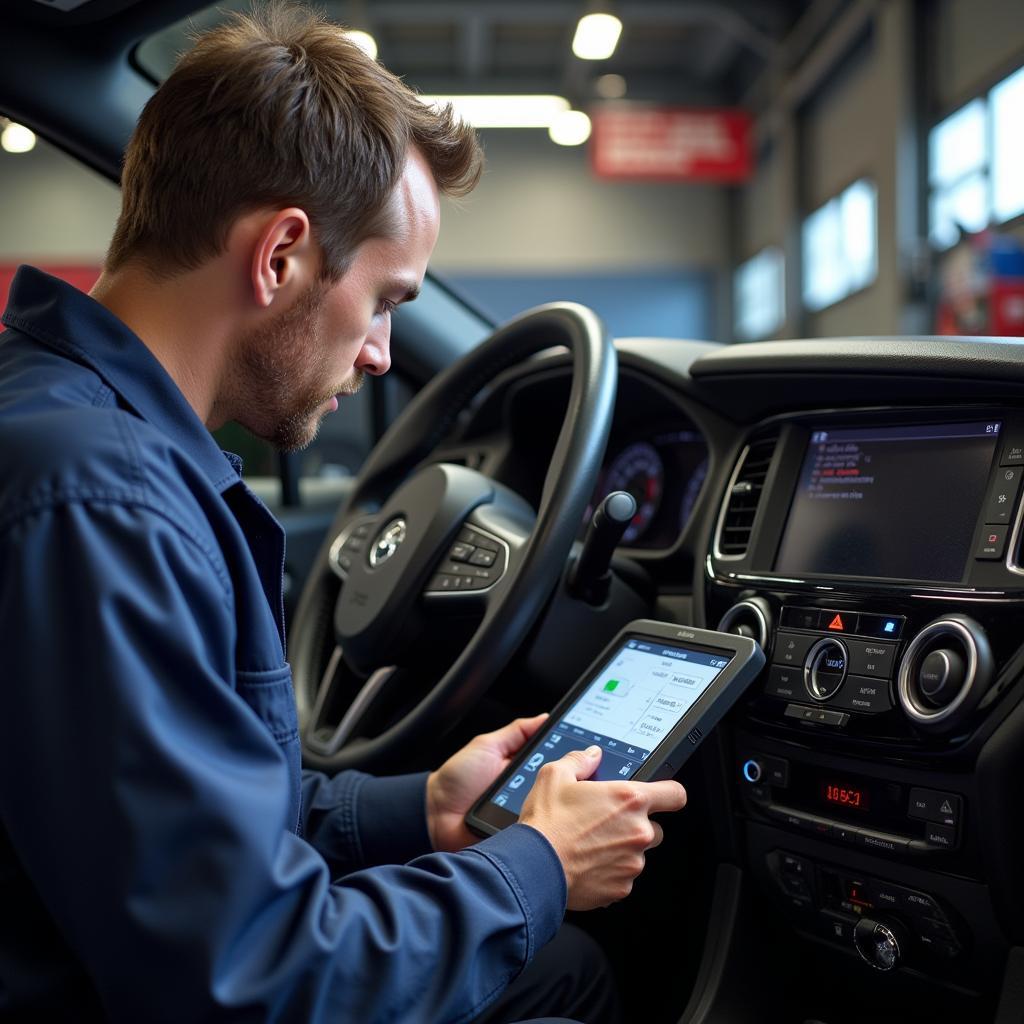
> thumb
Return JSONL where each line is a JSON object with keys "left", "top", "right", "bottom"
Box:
{"left": 486, "top": 713, "right": 549, "bottom": 758}
{"left": 560, "top": 745, "right": 603, "bottom": 781}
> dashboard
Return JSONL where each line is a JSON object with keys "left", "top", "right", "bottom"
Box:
{"left": 449, "top": 336, "right": 1024, "bottom": 1021}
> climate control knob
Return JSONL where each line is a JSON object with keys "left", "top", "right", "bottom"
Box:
{"left": 804, "top": 637, "right": 848, "bottom": 701}
{"left": 854, "top": 916, "right": 909, "bottom": 971}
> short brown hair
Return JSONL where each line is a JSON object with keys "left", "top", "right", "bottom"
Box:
{"left": 107, "top": 4, "right": 482, "bottom": 279}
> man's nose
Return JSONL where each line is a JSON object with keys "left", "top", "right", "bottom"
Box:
{"left": 356, "top": 319, "right": 391, "bottom": 376}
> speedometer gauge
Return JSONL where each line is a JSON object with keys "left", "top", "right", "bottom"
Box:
{"left": 603, "top": 442, "right": 664, "bottom": 544}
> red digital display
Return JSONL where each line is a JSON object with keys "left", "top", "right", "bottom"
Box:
{"left": 822, "top": 781, "right": 870, "bottom": 811}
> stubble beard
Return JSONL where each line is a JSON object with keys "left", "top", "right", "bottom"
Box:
{"left": 234, "top": 281, "right": 365, "bottom": 452}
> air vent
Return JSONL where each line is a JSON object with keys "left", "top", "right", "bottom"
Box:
{"left": 716, "top": 436, "right": 778, "bottom": 558}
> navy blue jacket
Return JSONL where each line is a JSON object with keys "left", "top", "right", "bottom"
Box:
{"left": 0, "top": 267, "right": 566, "bottom": 1022}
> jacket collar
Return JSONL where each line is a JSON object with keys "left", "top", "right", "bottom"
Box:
{"left": 2, "top": 265, "right": 242, "bottom": 493}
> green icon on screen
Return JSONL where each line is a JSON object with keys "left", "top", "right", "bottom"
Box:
{"left": 603, "top": 679, "right": 620, "bottom": 692}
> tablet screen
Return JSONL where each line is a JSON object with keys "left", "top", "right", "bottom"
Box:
{"left": 489, "top": 637, "right": 733, "bottom": 815}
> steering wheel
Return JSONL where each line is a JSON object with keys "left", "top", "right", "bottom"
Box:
{"left": 290, "top": 302, "right": 616, "bottom": 773}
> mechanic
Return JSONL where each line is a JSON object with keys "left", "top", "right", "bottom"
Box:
{"left": 0, "top": 7, "right": 686, "bottom": 1023}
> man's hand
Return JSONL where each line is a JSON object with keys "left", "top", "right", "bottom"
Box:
{"left": 519, "top": 745, "right": 687, "bottom": 911}
{"left": 426, "top": 714, "right": 548, "bottom": 852}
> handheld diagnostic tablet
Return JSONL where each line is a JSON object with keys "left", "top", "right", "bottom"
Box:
{"left": 466, "top": 619, "right": 765, "bottom": 837}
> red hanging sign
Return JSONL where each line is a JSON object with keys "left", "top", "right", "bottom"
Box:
{"left": 591, "top": 106, "right": 753, "bottom": 183}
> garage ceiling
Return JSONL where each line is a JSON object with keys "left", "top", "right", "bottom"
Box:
{"left": 137, "top": 0, "right": 834, "bottom": 109}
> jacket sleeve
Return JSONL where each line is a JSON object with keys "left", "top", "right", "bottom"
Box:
{"left": 0, "top": 500, "right": 566, "bottom": 1024}
{"left": 300, "top": 768, "right": 436, "bottom": 872}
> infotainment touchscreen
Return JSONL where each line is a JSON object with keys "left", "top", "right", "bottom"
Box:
{"left": 774, "top": 421, "right": 1001, "bottom": 583}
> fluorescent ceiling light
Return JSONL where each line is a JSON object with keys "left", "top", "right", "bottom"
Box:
{"left": 346, "top": 30, "right": 377, "bottom": 60}
{"left": 420, "top": 94, "right": 569, "bottom": 129}
{"left": 1, "top": 122, "right": 36, "bottom": 154}
{"left": 549, "top": 110, "right": 592, "bottom": 146}
{"left": 572, "top": 13, "right": 622, "bottom": 60}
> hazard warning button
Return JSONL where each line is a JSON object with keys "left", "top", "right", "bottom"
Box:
{"left": 908, "top": 787, "right": 962, "bottom": 828}
{"left": 822, "top": 610, "right": 859, "bottom": 635}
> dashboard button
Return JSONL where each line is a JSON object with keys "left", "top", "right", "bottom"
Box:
{"left": 822, "top": 610, "right": 859, "bottom": 634}
{"left": 901, "top": 889, "right": 941, "bottom": 917}
{"left": 858, "top": 613, "right": 905, "bottom": 639}
{"left": 832, "top": 674, "right": 894, "bottom": 713}
{"left": 766, "top": 665, "right": 803, "bottom": 700}
{"left": 868, "top": 880, "right": 903, "bottom": 911}
{"left": 846, "top": 641, "right": 896, "bottom": 679}
{"left": 907, "top": 788, "right": 961, "bottom": 827}
{"left": 1000, "top": 437, "right": 1024, "bottom": 466}
{"left": 764, "top": 755, "right": 789, "bottom": 787}
{"left": 975, "top": 526, "right": 1007, "bottom": 559}
{"left": 985, "top": 467, "right": 1021, "bottom": 524}
{"left": 923, "top": 822, "right": 957, "bottom": 849}
{"left": 781, "top": 607, "right": 822, "bottom": 630}
{"left": 773, "top": 631, "right": 817, "bottom": 667}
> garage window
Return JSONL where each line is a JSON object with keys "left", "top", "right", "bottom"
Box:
{"left": 733, "top": 247, "right": 784, "bottom": 341}
{"left": 929, "top": 64, "right": 1024, "bottom": 249}
{"left": 802, "top": 179, "right": 877, "bottom": 312}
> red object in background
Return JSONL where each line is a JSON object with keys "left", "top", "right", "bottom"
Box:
{"left": 0, "top": 264, "right": 101, "bottom": 314}
{"left": 591, "top": 107, "right": 752, "bottom": 182}
{"left": 935, "top": 230, "right": 1024, "bottom": 336}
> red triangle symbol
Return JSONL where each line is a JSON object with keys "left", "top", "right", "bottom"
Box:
{"left": 828, "top": 614, "right": 844, "bottom": 630}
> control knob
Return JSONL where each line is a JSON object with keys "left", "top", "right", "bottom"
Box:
{"left": 854, "top": 916, "right": 909, "bottom": 971}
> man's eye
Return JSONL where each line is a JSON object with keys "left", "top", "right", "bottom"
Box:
{"left": 379, "top": 299, "right": 397, "bottom": 317}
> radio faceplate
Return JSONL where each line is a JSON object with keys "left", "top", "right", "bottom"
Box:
{"left": 735, "top": 748, "right": 963, "bottom": 857}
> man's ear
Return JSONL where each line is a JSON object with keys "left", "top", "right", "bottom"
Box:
{"left": 250, "top": 208, "right": 315, "bottom": 309}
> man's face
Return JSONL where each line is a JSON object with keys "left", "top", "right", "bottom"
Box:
{"left": 235, "top": 148, "right": 441, "bottom": 451}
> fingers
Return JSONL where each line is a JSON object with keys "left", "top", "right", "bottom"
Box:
{"left": 646, "top": 820, "right": 664, "bottom": 850}
{"left": 634, "top": 780, "right": 687, "bottom": 814}
{"left": 483, "top": 713, "right": 549, "bottom": 757}
{"left": 556, "top": 745, "right": 603, "bottom": 781}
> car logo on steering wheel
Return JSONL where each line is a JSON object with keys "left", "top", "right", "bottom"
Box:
{"left": 369, "top": 518, "right": 407, "bottom": 567}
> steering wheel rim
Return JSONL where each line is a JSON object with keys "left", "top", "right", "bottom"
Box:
{"left": 290, "top": 302, "right": 616, "bottom": 772}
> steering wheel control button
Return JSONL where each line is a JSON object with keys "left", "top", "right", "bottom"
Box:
{"left": 832, "top": 675, "right": 894, "bottom": 714}
{"left": 804, "top": 638, "right": 848, "bottom": 701}
{"left": 773, "top": 630, "right": 817, "bottom": 667}
{"left": 846, "top": 641, "right": 896, "bottom": 679}
{"left": 766, "top": 665, "right": 802, "bottom": 700}
{"left": 457, "top": 527, "right": 500, "bottom": 552}
{"left": 426, "top": 526, "right": 507, "bottom": 595}
{"left": 907, "top": 788, "right": 961, "bottom": 828}
{"left": 329, "top": 517, "right": 381, "bottom": 579}
{"left": 780, "top": 606, "right": 822, "bottom": 631}
{"left": 448, "top": 541, "right": 474, "bottom": 562}
{"left": 741, "top": 759, "right": 762, "bottom": 783}
{"left": 974, "top": 525, "right": 1007, "bottom": 559}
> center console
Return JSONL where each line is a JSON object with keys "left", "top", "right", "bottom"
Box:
{"left": 704, "top": 407, "right": 1024, "bottom": 998}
